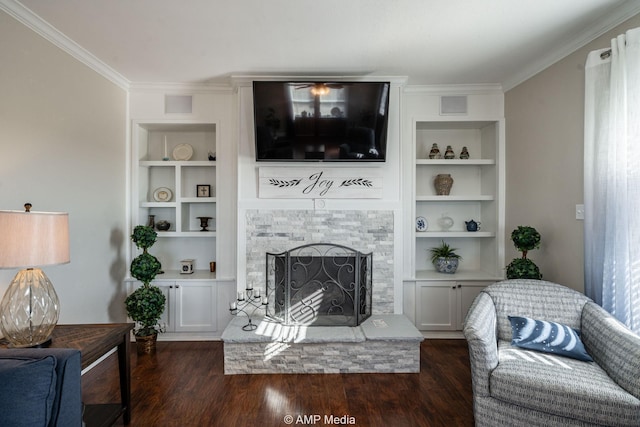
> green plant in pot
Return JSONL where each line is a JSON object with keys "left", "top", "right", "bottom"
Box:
{"left": 506, "top": 225, "right": 542, "bottom": 280}
{"left": 430, "top": 240, "right": 462, "bottom": 274}
{"left": 125, "top": 225, "right": 166, "bottom": 354}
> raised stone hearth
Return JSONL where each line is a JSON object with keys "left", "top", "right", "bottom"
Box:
{"left": 222, "top": 314, "right": 423, "bottom": 374}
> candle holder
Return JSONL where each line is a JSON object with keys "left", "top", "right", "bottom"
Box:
{"left": 229, "top": 286, "right": 268, "bottom": 331}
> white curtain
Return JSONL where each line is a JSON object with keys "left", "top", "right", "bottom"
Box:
{"left": 584, "top": 27, "right": 640, "bottom": 334}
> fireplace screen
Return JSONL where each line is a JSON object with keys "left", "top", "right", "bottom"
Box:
{"left": 265, "top": 243, "right": 372, "bottom": 326}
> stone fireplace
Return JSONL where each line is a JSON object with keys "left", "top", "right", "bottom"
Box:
{"left": 222, "top": 209, "right": 422, "bottom": 375}
{"left": 245, "top": 209, "right": 394, "bottom": 314}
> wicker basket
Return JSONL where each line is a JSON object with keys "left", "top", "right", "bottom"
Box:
{"left": 135, "top": 333, "right": 158, "bottom": 355}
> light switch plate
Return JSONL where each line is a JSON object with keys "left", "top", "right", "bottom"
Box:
{"left": 576, "top": 204, "right": 585, "bottom": 220}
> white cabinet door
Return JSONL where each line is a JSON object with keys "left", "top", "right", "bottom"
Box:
{"left": 415, "top": 281, "right": 457, "bottom": 330}
{"left": 459, "top": 282, "right": 488, "bottom": 326}
{"left": 414, "top": 281, "right": 489, "bottom": 331}
{"left": 157, "top": 284, "right": 173, "bottom": 332}
{"left": 174, "top": 282, "right": 216, "bottom": 332}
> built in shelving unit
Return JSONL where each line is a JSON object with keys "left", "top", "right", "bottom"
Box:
{"left": 413, "top": 120, "right": 504, "bottom": 281}
{"left": 133, "top": 122, "right": 218, "bottom": 273}
{"left": 129, "top": 121, "right": 236, "bottom": 339}
{"left": 402, "top": 87, "right": 506, "bottom": 333}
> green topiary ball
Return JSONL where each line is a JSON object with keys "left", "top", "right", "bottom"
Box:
{"left": 511, "top": 226, "right": 541, "bottom": 253}
{"left": 125, "top": 285, "right": 166, "bottom": 336}
{"left": 131, "top": 225, "right": 157, "bottom": 250}
{"left": 506, "top": 257, "right": 542, "bottom": 280}
{"left": 130, "top": 252, "right": 161, "bottom": 284}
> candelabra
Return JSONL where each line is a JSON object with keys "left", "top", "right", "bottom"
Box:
{"left": 229, "top": 285, "right": 268, "bottom": 331}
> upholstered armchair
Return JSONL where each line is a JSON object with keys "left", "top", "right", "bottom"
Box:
{"left": 463, "top": 279, "right": 640, "bottom": 426}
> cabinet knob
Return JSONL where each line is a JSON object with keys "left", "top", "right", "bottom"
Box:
{"left": 452, "top": 285, "right": 456, "bottom": 289}
{"left": 176, "top": 285, "right": 180, "bottom": 288}
{"left": 169, "top": 285, "right": 173, "bottom": 289}
{"left": 458, "top": 284, "right": 462, "bottom": 288}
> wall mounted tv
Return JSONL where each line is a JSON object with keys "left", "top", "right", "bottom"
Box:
{"left": 253, "top": 81, "right": 390, "bottom": 162}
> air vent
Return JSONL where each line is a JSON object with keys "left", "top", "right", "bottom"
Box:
{"left": 165, "top": 95, "right": 193, "bottom": 114}
{"left": 440, "top": 95, "right": 468, "bottom": 115}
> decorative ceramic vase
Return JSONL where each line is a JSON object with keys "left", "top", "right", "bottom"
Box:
{"left": 147, "top": 215, "right": 155, "bottom": 229}
{"left": 428, "top": 143, "right": 441, "bottom": 159}
{"left": 438, "top": 215, "right": 454, "bottom": 231}
{"left": 444, "top": 145, "right": 455, "bottom": 159}
{"left": 434, "top": 257, "right": 459, "bottom": 274}
{"left": 197, "top": 216, "right": 212, "bottom": 231}
{"left": 434, "top": 174, "right": 454, "bottom": 195}
{"left": 156, "top": 220, "right": 170, "bottom": 231}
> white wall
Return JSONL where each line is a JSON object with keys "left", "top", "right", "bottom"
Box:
{"left": 0, "top": 11, "right": 128, "bottom": 323}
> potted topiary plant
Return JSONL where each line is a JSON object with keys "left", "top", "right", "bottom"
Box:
{"left": 506, "top": 225, "right": 542, "bottom": 280}
{"left": 430, "top": 240, "right": 462, "bottom": 274}
{"left": 125, "top": 225, "right": 166, "bottom": 354}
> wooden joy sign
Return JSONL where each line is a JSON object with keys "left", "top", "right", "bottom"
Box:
{"left": 259, "top": 168, "right": 382, "bottom": 199}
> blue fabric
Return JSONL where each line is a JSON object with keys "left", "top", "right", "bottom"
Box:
{"left": 0, "top": 348, "right": 82, "bottom": 427}
{"left": 0, "top": 355, "right": 57, "bottom": 427}
{"left": 508, "top": 315, "right": 593, "bottom": 362}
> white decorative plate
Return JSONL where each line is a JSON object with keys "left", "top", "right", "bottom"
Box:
{"left": 153, "top": 187, "right": 173, "bottom": 202}
{"left": 172, "top": 143, "right": 193, "bottom": 161}
{"left": 416, "top": 216, "right": 428, "bottom": 232}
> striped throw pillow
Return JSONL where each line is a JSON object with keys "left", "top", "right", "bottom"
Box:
{"left": 508, "top": 315, "right": 593, "bottom": 362}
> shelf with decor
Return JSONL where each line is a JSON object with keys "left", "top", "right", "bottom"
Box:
{"left": 411, "top": 119, "right": 505, "bottom": 281}
{"left": 132, "top": 122, "right": 218, "bottom": 274}
{"left": 415, "top": 231, "right": 495, "bottom": 238}
{"left": 400, "top": 89, "right": 505, "bottom": 333}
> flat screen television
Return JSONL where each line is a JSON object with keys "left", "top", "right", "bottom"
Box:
{"left": 253, "top": 81, "right": 390, "bottom": 162}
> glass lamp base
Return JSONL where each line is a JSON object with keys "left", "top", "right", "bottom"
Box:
{"left": 0, "top": 268, "right": 60, "bottom": 347}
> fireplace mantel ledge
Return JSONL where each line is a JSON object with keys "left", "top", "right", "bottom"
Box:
{"left": 221, "top": 315, "right": 423, "bottom": 344}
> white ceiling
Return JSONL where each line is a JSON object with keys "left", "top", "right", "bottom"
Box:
{"left": 5, "top": 0, "right": 640, "bottom": 89}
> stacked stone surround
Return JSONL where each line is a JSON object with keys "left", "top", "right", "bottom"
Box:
{"left": 232, "top": 210, "right": 413, "bottom": 375}
{"left": 222, "top": 315, "right": 423, "bottom": 374}
{"left": 245, "top": 209, "right": 394, "bottom": 314}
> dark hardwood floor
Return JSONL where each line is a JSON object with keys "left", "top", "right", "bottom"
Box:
{"left": 82, "top": 339, "right": 474, "bottom": 427}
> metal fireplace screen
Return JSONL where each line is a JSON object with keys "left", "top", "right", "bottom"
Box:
{"left": 266, "top": 243, "right": 372, "bottom": 326}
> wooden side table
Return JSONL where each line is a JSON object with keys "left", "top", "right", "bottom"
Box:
{"left": 2, "top": 323, "right": 134, "bottom": 426}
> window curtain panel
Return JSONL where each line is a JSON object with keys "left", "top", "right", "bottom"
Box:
{"left": 584, "top": 27, "right": 640, "bottom": 334}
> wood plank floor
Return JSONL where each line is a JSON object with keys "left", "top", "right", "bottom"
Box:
{"left": 82, "top": 339, "right": 474, "bottom": 427}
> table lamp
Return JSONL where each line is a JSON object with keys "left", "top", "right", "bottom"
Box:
{"left": 0, "top": 204, "right": 70, "bottom": 347}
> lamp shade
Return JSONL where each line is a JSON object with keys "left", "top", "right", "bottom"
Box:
{"left": 0, "top": 210, "right": 70, "bottom": 269}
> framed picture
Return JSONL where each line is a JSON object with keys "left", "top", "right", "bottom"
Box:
{"left": 197, "top": 185, "right": 211, "bottom": 198}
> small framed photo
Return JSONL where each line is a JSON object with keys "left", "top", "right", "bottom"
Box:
{"left": 197, "top": 185, "right": 211, "bottom": 198}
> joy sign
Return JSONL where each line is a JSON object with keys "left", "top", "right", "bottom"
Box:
{"left": 259, "top": 168, "right": 382, "bottom": 199}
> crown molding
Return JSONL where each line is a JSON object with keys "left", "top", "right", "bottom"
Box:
{"left": 129, "top": 82, "right": 234, "bottom": 93}
{"left": 230, "top": 75, "right": 409, "bottom": 88}
{"left": 1, "top": 0, "right": 130, "bottom": 90}
{"left": 503, "top": 0, "right": 640, "bottom": 91}
{"left": 403, "top": 83, "right": 503, "bottom": 94}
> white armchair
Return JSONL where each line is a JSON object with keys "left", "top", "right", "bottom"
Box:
{"left": 463, "top": 279, "right": 640, "bottom": 426}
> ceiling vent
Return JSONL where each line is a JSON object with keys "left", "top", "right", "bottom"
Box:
{"left": 440, "top": 95, "right": 468, "bottom": 115}
{"left": 165, "top": 95, "right": 193, "bottom": 114}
